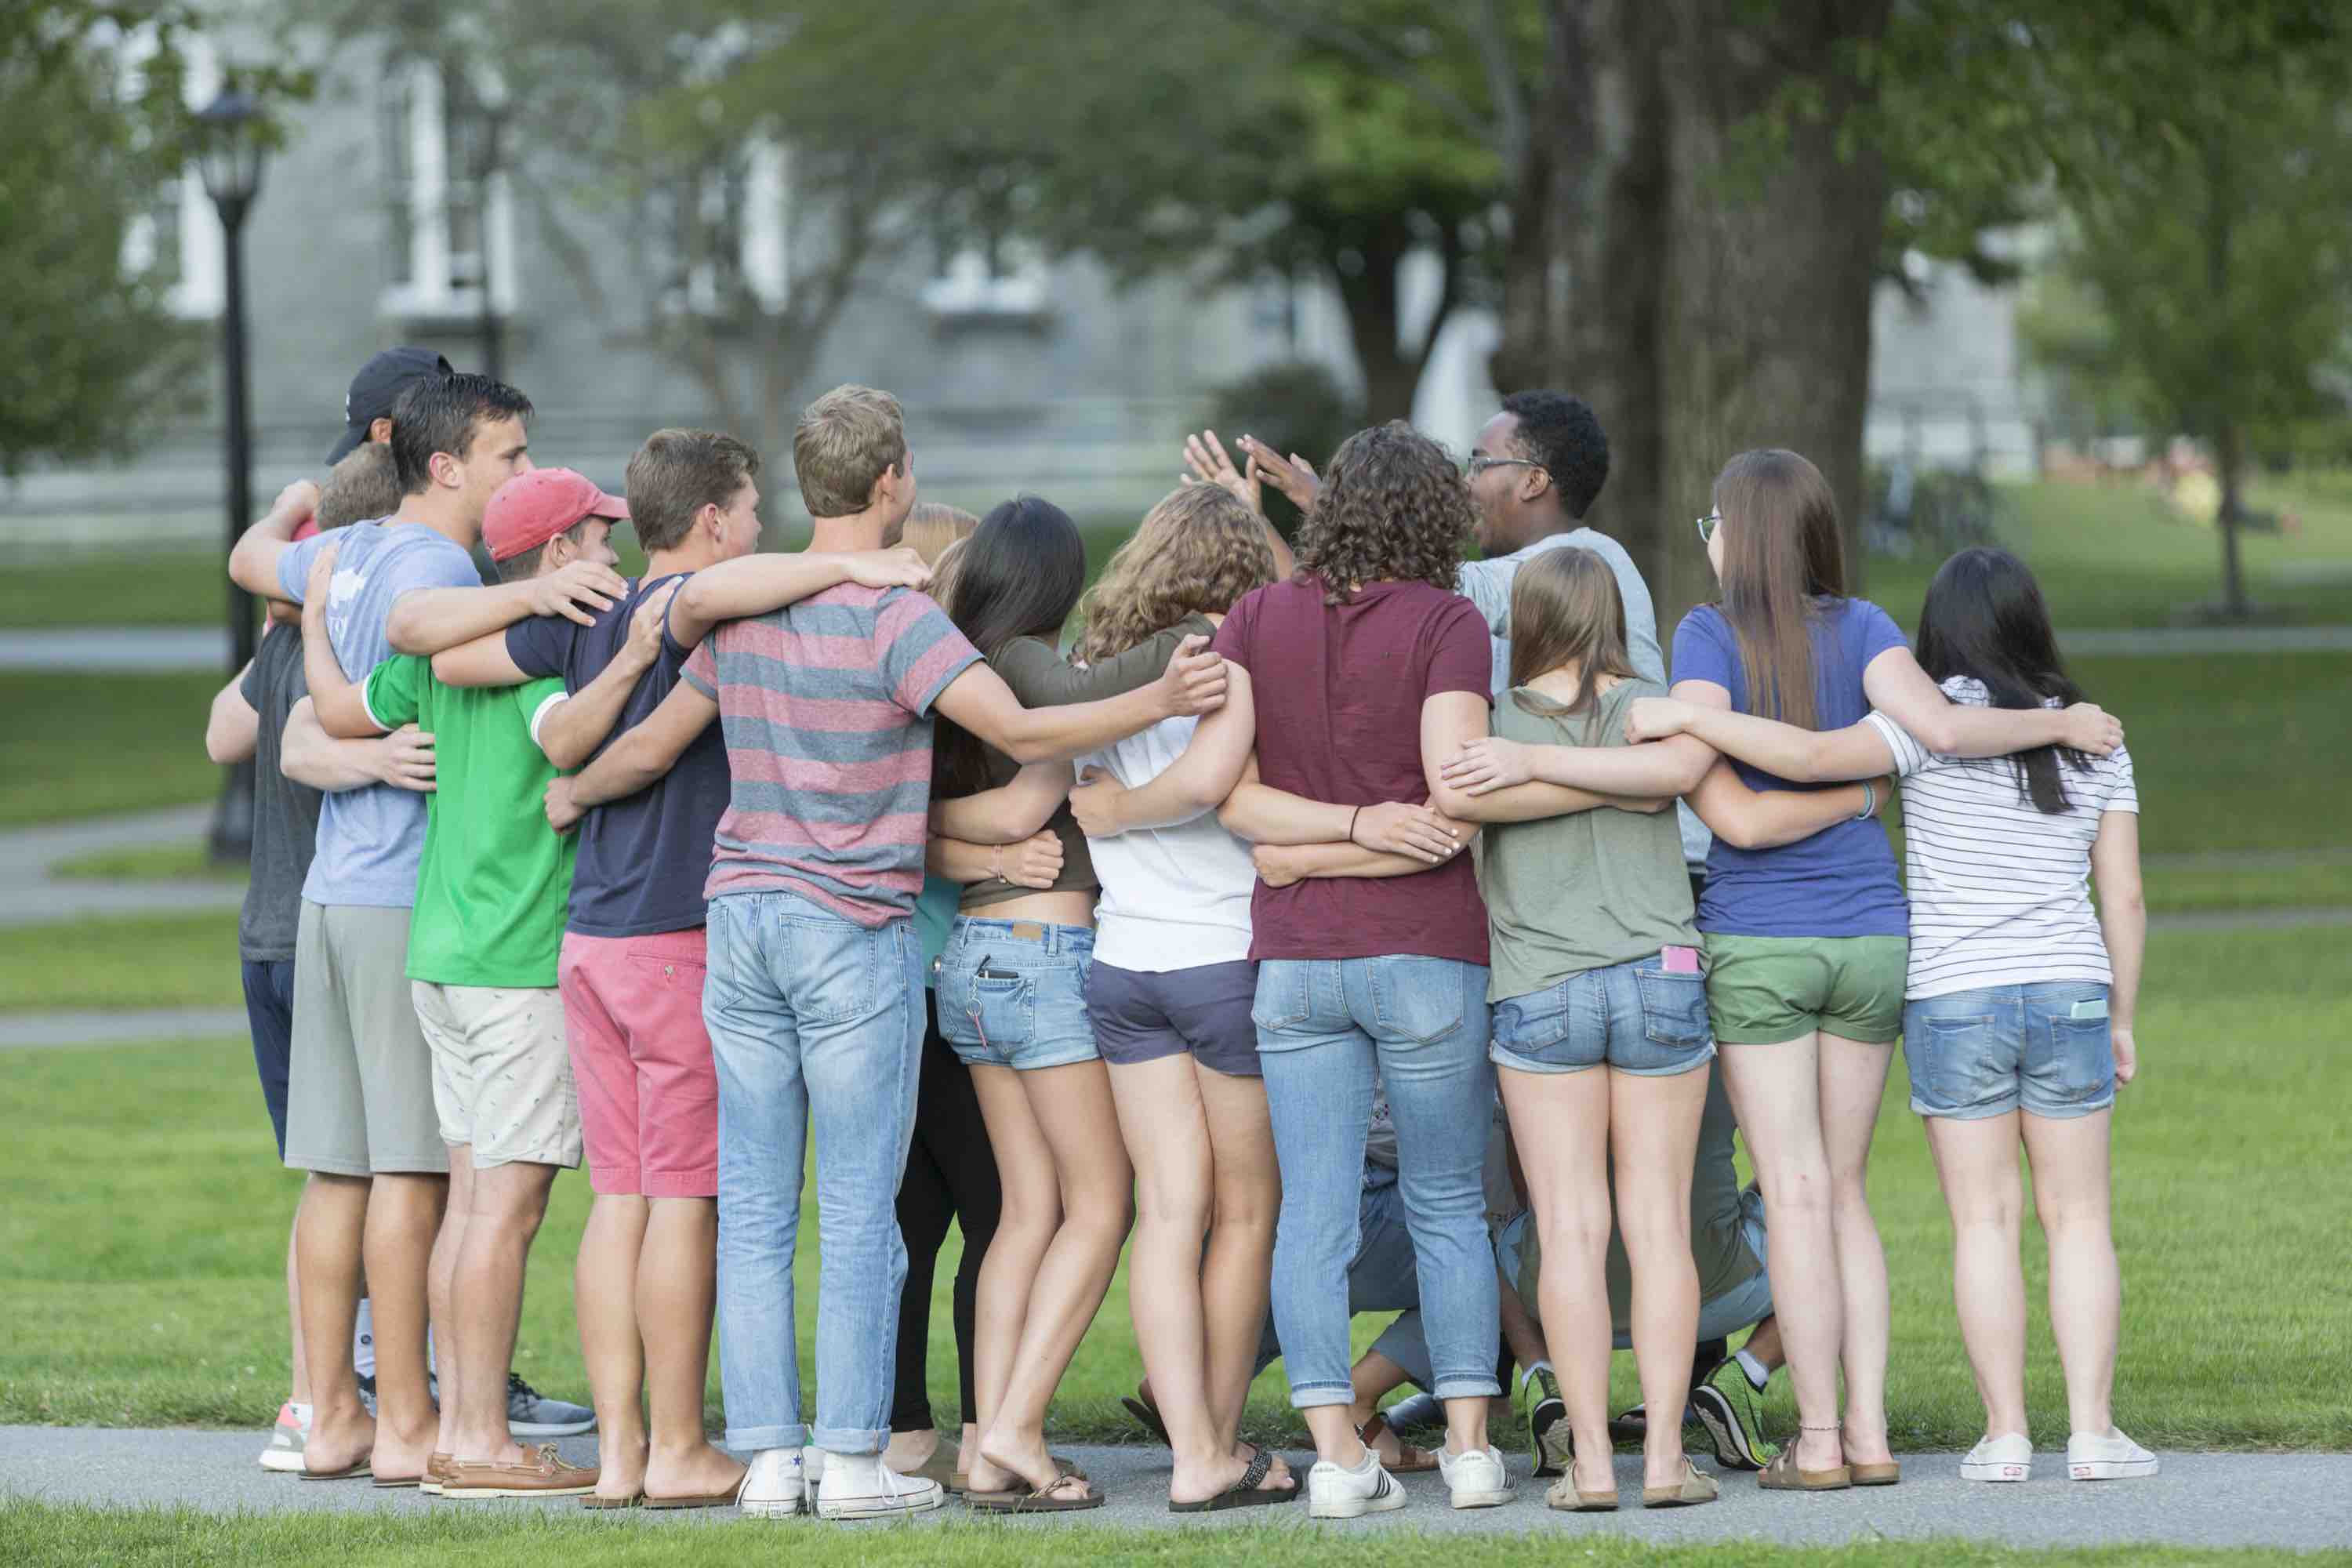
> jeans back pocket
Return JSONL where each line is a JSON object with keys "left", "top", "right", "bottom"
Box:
{"left": 967, "top": 964, "right": 1037, "bottom": 1051}
{"left": 1635, "top": 967, "right": 1711, "bottom": 1048}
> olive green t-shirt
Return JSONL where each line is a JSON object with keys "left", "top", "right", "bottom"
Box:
{"left": 363, "top": 655, "right": 575, "bottom": 988}
{"left": 1479, "top": 675, "right": 1700, "bottom": 1002}
{"left": 956, "top": 618, "right": 1206, "bottom": 911}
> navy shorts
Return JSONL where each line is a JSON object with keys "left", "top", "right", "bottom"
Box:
{"left": 241, "top": 956, "right": 296, "bottom": 1160}
{"left": 1085, "top": 958, "right": 1261, "bottom": 1078}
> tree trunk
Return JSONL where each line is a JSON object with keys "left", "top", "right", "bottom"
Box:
{"left": 1508, "top": 0, "right": 1892, "bottom": 642}
{"left": 1330, "top": 224, "right": 1452, "bottom": 426}
{"left": 2215, "top": 419, "right": 2249, "bottom": 617}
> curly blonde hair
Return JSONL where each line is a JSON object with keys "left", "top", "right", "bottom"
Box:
{"left": 1294, "top": 420, "right": 1473, "bottom": 604}
{"left": 1073, "top": 485, "right": 1276, "bottom": 663}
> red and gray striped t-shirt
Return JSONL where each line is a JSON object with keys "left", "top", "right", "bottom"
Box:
{"left": 681, "top": 584, "right": 982, "bottom": 927}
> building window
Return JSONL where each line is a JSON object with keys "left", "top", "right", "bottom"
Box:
{"left": 922, "top": 238, "right": 1048, "bottom": 321}
{"left": 651, "top": 139, "right": 789, "bottom": 319}
{"left": 114, "top": 26, "right": 220, "bottom": 318}
{"left": 380, "top": 60, "right": 514, "bottom": 319}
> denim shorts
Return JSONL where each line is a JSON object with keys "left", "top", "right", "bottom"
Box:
{"left": 1903, "top": 981, "right": 2115, "bottom": 1121}
{"left": 1490, "top": 954, "right": 1716, "bottom": 1077}
{"left": 936, "top": 916, "right": 1098, "bottom": 1071}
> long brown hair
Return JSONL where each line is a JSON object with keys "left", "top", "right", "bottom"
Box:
{"left": 1507, "top": 546, "right": 1639, "bottom": 735}
{"left": 1711, "top": 448, "right": 1847, "bottom": 731}
{"left": 1294, "top": 421, "right": 1474, "bottom": 604}
{"left": 1073, "top": 486, "right": 1276, "bottom": 663}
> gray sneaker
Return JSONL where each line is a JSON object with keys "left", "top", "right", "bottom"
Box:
{"left": 507, "top": 1372, "right": 596, "bottom": 1437}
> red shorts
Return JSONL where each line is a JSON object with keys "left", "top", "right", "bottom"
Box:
{"left": 558, "top": 927, "right": 719, "bottom": 1199}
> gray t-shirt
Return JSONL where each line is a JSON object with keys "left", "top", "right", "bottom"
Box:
{"left": 1478, "top": 676, "right": 1700, "bottom": 1002}
{"left": 1456, "top": 529, "right": 1711, "bottom": 869}
{"left": 238, "top": 622, "right": 322, "bottom": 962}
{"left": 276, "top": 518, "right": 482, "bottom": 907}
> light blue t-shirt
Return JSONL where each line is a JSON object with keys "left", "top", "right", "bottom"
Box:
{"left": 1671, "top": 597, "right": 1911, "bottom": 939}
{"left": 277, "top": 518, "right": 483, "bottom": 907}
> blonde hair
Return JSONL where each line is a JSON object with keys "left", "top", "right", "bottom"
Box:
{"left": 793, "top": 384, "right": 906, "bottom": 517}
{"left": 1507, "top": 546, "right": 1639, "bottom": 731}
{"left": 927, "top": 535, "right": 971, "bottom": 613}
{"left": 316, "top": 442, "right": 402, "bottom": 529}
{"left": 1073, "top": 486, "right": 1276, "bottom": 664}
{"left": 886, "top": 501, "right": 979, "bottom": 564}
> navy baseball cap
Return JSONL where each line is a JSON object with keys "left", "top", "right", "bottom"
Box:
{"left": 327, "top": 347, "right": 455, "bottom": 463}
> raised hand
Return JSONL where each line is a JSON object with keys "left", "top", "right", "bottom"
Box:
{"left": 1155, "top": 633, "right": 1228, "bottom": 717}
{"left": 847, "top": 545, "right": 933, "bottom": 591}
{"left": 1351, "top": 800, "right": 1463, "bottom": 864}
{"left": 2060, "top": 702, "right": 2124, "bottom": 756}
{"left": 1236, "top": 435, "right": 1319, "bottom": 512}
{"left": 376, "top": 724, "right": 437, "bottom": 793}
{"left": 1066, "top": 766, "right": 1131, "bottom": 839}
{"left": 1624, "top": 697, "right": 1695, "bottom": 745}
{"left": 528, "top": 560, "right": 629, "bottom": 626}
{"left": 999, "top": 829, "right": 1065, "bottom": 889}
{"left": 543, "top": 774, "right": 583, "bottom": 832}
{"left": 1182, "top": 430, "right": 1261, "bottom": 513}
{"left": 1440, "top": 735, "right": 1535, "bottom": 796}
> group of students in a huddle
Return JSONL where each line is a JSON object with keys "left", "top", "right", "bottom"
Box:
{"left": 219, "top": 357, "right": 2149, "bottom": 1523}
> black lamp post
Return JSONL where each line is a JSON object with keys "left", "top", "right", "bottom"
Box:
{"left": 194, "top": 89, "right": 269, "bottom": 864}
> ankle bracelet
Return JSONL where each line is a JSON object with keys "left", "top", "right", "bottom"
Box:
{"left": 1798, "top": 1422, "right": 1842, "bottom": 1433}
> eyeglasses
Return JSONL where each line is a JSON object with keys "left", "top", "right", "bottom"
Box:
{"left": 1696, "top": 512, "right": 1723, "bottom": 544}
{"left": 1465, "top": 455, "right": 1545, "bottom": 480}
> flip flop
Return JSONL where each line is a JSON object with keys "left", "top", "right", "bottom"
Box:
{"left": 579, "top": 1492, "right": 642, "bottom": 1509}
{"left": 1358, "top": 1411, "right": 1439, "bottom": 1475}
{"left": 370, "top": 1475, "right": 423, "bottom": 1490}
{"left": 643, "top": 1468, "right": 750, "bottom": 1510}
{"left": 298, "top": 1460, "right": 373, "bottom": 1482}
{"left": 955, "top": 1454, "right": 1087, "bottom": 1494}
{"left": 1169, "top": 1444, "right": 1297, "bottom": 1512}
{"left": 1122, "top": 1393, "right": 1173, "bottom": 1446}
{"left": 967, "top": 1471, "right": 1104, "bottom": 1514}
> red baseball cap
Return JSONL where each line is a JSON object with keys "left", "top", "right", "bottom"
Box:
{"left": 484, "top": 468, "right": 630, "bottom": 562}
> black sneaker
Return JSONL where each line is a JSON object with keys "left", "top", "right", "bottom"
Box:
{"left": 1525, "top": 1367, "right": 1571, "bottom": 1479}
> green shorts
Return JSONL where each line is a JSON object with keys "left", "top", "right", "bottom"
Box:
{"left": 1700, "top": 934, "right": 1907, "bottom": 1046}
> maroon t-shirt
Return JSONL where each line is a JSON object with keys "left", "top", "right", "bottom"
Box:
{"left": 1213, "top": 575, "right": 1493, "bottom": 966}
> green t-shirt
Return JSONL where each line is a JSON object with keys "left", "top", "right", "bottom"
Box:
{"left": 364, "top": 655, "right": 574, "bottom": 988}
{"left": 1478, "top": 675, "right": 1700, "bottom": 1002}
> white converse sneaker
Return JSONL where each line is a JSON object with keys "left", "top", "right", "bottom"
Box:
{"left": 1436, "top": 1441, "right": 1513, "bottom": 1509}
{"left": 1308, "top": 1450, "right": 1407, "bottom": 1519}
{"left": 258, "top": 1400, "right": 310, "bottom": 1472}
{"left": 1960, "top": 1432, "right": 2034, "bottom": 1483}
{"left": 739, "top": 1446, "right": 807, "bottom": 1517}
{"left": 2067, "top": 1428, "right": 2158, "bottom": 1481}
{"left": 815, "top": 1450, "right": 945, "bottom": 1520}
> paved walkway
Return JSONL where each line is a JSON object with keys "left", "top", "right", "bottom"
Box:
{"left": 1, "top": 1429, "right": 2343, "bottom": 1549}
{"left": 0, "top": 805, "right": 243, "bottom": 927}
{"left": 7, "top": 623, "right": 2350, "bottom": 673}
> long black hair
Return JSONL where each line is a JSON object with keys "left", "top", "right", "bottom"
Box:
{"left": 935, "top": 495, "right": 1087, "bottom": 797}
{"left": 1913, "top": 546, "right": 2092, "bottom": 814}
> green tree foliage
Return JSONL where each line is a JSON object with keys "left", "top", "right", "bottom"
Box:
{"left": 0, "top": 3, "right": 202, "bottom": 477}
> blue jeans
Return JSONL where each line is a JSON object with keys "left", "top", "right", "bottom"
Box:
{"left": 702, "top": 891, "right": 924, "bottom": 1454}
{"left": 1903, "top": 981, "right": 2114, "bottom": 1120}
{"left": 1253, "top": 956, "right": 1500, "bottom": 1408}
{"left": 935, "top": 916, "right": 1098, "bottom": 1070}
{"left": 1490, "top": 954, "right": 1717, "bottom": 1077}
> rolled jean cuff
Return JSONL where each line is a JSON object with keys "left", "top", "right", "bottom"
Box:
{"left": 724, "top": 1421, "right": 808, "bottom": 1453}
{"left": 1289, "top": 1380, "right": 1358, "bottom": 1410}
{"left": 814, "top": 1425, "right": 889, "bottom": 1455}
{"left": 1430, "top": 1373, "right": 1503, "bottom": 1401}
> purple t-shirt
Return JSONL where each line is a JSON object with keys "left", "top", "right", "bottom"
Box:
{"left": 1212, "top": 575, "right": 1492, "bottom": 966}
{"left": 507, "top": 574, "right": 728, "bottom": 938}
{"left": 1671, "top": 597, "right": 1910, "bottom": 938}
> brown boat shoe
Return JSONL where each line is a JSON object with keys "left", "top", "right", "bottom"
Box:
{"left": 441, "top": 1443, "right": 599, "bottom": 1500}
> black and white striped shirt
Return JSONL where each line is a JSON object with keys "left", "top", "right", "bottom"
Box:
{"left": 1864, "top": 678, "right": 2138, "bottom": 1000}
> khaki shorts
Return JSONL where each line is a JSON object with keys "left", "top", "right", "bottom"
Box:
{"left": 284, "top": 902, "right": 448, "bottom": 1177}
{"left": 412, "top": 982, "right": 583, "bottom": 1170}
{"left": 1700, "top": 933, "right": 1907, "bottom": 1046}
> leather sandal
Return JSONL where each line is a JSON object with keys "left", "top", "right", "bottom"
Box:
{"left": 1643, "top": 1459, "right": 1721, "bottom": 1508}
{"left": 1546, "top": 1474, "right": 1618, "bottom": 1512}
{"left": 1844, "top": 1426, "right": 1900, "bottom": 1486}
{"left": 1757, "top": 1447, "right": 1851, "bottom": 1491}
{"left": 1357, "top": 1411, "right": 1439, "bottom": 1474}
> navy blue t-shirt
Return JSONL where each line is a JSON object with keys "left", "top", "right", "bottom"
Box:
{"left": 507, "top": 573, "right": 726, "bottom": 938}
{"left": 1671, "top": 597, "right": 1910, "bottom": 939}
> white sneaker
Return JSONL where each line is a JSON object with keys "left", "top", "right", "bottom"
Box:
{"left": 258, "top": 1400, "right": 310, "bottom": 1473}
{"left": 1436, "top": 1441, "right": 1513, "bottom": 1509}
{"left": 739, "top": 1446, "right": 806, "bottom": 1517}
{"left": 814, "top": 1450, "right": 945, "bottom": 1520}
{"left": 1308, "top": 1450, "right": 1408, "bottom": 1519}
{"left": 1960, "top": 1432, "right": 2034, "bottom": 1483}
{"left": 2067, "top": 1428, "right": 2158, "bottom": 1481}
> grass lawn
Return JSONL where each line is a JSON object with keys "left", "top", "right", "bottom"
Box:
{"left": 6, "top": 1506, "right": 2332, "bottom": 1568}
{"left": 1862, "top": 471, "right": 2352, "bottom": 633}
{"left": 49, "top": 843, "right": 247, "bottom": 884}
{"left": 4, "top": 927, "right": 2344, "bottom": 1450}
{"left": 0, "top": 550, "right": 224, "bottom": 630}
{"left": 0, "top": 673, "right": 228, "bottom": 826}
{"left": 0, "top": 913, "right": 241, "bottom": 1014}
